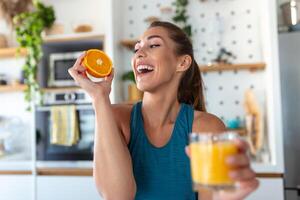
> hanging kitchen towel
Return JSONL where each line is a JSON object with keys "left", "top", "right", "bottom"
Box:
{"left": 50, "top": 105, "right": 80, "bottom": 146}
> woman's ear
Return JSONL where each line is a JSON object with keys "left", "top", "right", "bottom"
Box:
{"left": 177, "top": 55, "right": 192, "bottom": 72}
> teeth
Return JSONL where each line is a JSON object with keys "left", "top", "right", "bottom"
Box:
{"left": 137, "top": 65, "right": 154, "bottom": 73}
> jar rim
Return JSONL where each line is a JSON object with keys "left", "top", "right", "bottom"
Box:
{"left": 189, "top": 131, "right": 239, "bottom": 142}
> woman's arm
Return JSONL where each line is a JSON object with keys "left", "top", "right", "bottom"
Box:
{"left": 68, "top": 54, "right": 136, "bottom": 200}
{"left": 93, "top": 98, "right": 136, "bottom": 200}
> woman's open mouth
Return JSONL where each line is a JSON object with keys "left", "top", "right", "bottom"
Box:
{"left": 136, "top": 65, "right": 154, "bottom": 74}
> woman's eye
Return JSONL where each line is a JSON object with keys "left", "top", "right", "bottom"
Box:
{"left": 150, "top": 44, "right": 160, "bottom": 48}
{"left": 134, "top": 49, "right": 139, "bottom": 53}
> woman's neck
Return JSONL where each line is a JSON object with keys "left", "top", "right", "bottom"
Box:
{"left": 141, "top": 87, "right": 180, "bottom": 128}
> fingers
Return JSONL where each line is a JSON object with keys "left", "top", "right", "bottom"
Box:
{"left": 226, "top": 153, "right": 250, "bottom": 168}
{"left": 217, "top": 179, "right": 259, "bottom": 200}
{"left": 185, "top": 146, "right": 190, "bottom": 158}
{"left": 104, "top": 68, "right": 114, "bottom": 83}
{"left": 68, "top": 69, "right": 90, "bottom": 88}
{"left": 68, "top": 67, "right": 86, "bottom": 86}
{"left": 68, "top": 53, "right": 86, "bottom": 80}
{"left": 238, "top": 178, "right": 260, "bottom": 191}
{"left": 68, "top": 53, "right": 89, "bottom": 86}
{"left": 73, "top": 53, "right": 86, "bottom": 72}
{"left": 229, "top": 168, "right": 256, "bottom": 181}
{"left": 234, "top": 138, "right": 249, "bottom": 153}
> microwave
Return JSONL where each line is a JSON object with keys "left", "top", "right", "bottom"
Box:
{"left": 48, "top": 51, "right": 83, "bottom": 87}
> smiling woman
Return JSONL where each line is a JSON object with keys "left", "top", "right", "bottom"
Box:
{"left": 68, "top": 21, "right": 259, "bottom": 200}
{"left": 133, "top": 22, "right": 205, "bottom": 111}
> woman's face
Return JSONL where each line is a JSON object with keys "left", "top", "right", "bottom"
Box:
{"left": 131, "top": 26, "right": 182, "bottom": 92}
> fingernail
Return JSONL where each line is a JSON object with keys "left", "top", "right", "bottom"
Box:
{"left": 229, "top": 171, "right": 237, "bottom": 178}
{"left": 226, "top": 156, "right": 235, "bottom": 164}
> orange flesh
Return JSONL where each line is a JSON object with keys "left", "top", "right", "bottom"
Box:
{"left": 83, "top": 49, "right": 112, "bottom": 78}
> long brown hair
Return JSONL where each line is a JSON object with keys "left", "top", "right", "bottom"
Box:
{"left": 149, "top": 21, "right": 206, "bottom": 112}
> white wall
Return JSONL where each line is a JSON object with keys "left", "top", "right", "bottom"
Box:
{"left": 42, "top": 0, "right": 106, "bottom": 34}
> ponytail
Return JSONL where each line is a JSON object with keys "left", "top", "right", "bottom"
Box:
{"left": 178, "top": 59, "right": 206, "bottom": 111}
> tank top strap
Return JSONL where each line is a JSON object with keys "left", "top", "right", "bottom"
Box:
{"left": 128, "top": 101, "right": 142, "bottom": 149}
{"left": 175, "top": 103, "right": 194, "bottom": 143}
{"left": 184, "top": 103, "right": 194, "bottom": 133}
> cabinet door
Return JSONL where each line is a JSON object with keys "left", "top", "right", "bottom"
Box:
{"left": 0, "top": 175, "right": 33, "bottom": 200}
{"left": 246, "top": 178, "right": 284, "bottom": 200}
{"left": 37, "top": 176, "right": 102, "bottom": 200}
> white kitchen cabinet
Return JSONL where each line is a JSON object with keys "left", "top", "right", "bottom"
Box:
{"left": 246, "top": 178, "right": 284, "bottom": 200}
{"left": 36, "top": 176, "right": 102, "bottom": 200}
{"left": 0, "top": 175, "right": 33, "bottom": 200}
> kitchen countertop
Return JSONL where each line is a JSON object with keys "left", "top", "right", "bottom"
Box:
{"left": 0, "top": 160, "right": 283, "bottom": 178}
{"left": 36, "top": 161, "right": 93, "bottom": 168}
{"left": 0, "top": 161, "right": 32, "bottom": 174}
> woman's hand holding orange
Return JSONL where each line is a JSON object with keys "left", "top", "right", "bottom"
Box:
{"left": 68, "top": 53, "right": 114, "bottom": 102}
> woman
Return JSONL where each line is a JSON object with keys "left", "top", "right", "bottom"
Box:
{"left": 69, "top": 21, "right": 259, "bottom": 200}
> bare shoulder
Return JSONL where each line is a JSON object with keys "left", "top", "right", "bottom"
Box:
{"left": 112, "top": 103, "right": 133, "bottom": 118}
{"left": 192, "top": 111, "right": 226, "bottom": 133}
{"left": 112, "top": 103, "right": 134, "bottom": 144}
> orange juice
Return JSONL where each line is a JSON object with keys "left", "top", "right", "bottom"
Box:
{"left": 189, "top": 132, "right": 238, "bottom": 190}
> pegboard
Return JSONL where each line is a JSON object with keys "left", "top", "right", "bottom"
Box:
{"left": 120, "top": 0, "right": 266, "bottom": 125}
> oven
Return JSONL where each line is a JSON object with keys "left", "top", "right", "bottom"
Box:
{"left": 35, "top": 90, "right": 95, "bottom": 161}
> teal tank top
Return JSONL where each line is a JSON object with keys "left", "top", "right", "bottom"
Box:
{"left": 128, "top": 102, "right": 196, "bottom": 200}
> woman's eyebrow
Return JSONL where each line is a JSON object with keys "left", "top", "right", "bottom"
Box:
{"left": 136, "top": 35, "right": 164, "bottom": 44}
{"left": 147, "top": 35, "right": 163, "bottom": 41}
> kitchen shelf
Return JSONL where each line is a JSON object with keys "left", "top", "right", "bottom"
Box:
{"left": 199, "top": 63, "right": 266, "bottom": 72}
{"left": 43, "top": 32, "right": 105, "bottom": 43}
{"left": 0, "top": 84, "right": 27, "bottom": 92}
{"left": 0, "top": 47, "right": 27, "bottom": 59}
{"left": 227, "top": 128, "right": 247, "bottom": 136}
{"left": 120, "top": 39, "right": 138, "bottom": 50}
{"left": 160, "top": 6, "right": 173, "bottom": 13}
{"left": 0, "top": 170, "right": 32, "bottom": 175}
{"left": 37, "top": 168, "right": 92, "bottom": 176}
{"left": 144, "top": 16, "right": 160, "bottom": 23}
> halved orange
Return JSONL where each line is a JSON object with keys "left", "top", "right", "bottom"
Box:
{"left": 83, "top": 49, "right": 113, "bottom": 78}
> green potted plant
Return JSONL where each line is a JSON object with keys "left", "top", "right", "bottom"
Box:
{"left": 13, "top": 0, "right": 55, "bottom": 110}
{"left": 172, "top": 0, "right": 192, "bottom": 38}
{"left": 121, "top": 70, "right": 143, "bottom": 102}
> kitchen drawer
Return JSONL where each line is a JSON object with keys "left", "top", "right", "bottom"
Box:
{"left": 0, "top": 175, "right": 33, "bottom": 200}
{"left": 246, "top": 178, "right": 284, "bottom": 200}
{"left": 37, "top": 176, "right": 102, "bottom": 200}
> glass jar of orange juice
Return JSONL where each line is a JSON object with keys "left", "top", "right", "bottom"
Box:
{"left": 83, "top": 49, "right": 113, "bottom": 82}
{"left": 189, "top": 132, "right": 239, "bottom": 191}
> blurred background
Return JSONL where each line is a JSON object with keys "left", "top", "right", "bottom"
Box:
{"left": 0, "top": 0, "right": 299, "bottom": 199}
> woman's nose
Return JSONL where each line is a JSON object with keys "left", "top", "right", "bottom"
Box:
{"left": 136, "top": 48, "right": 146, "bottom": 58}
